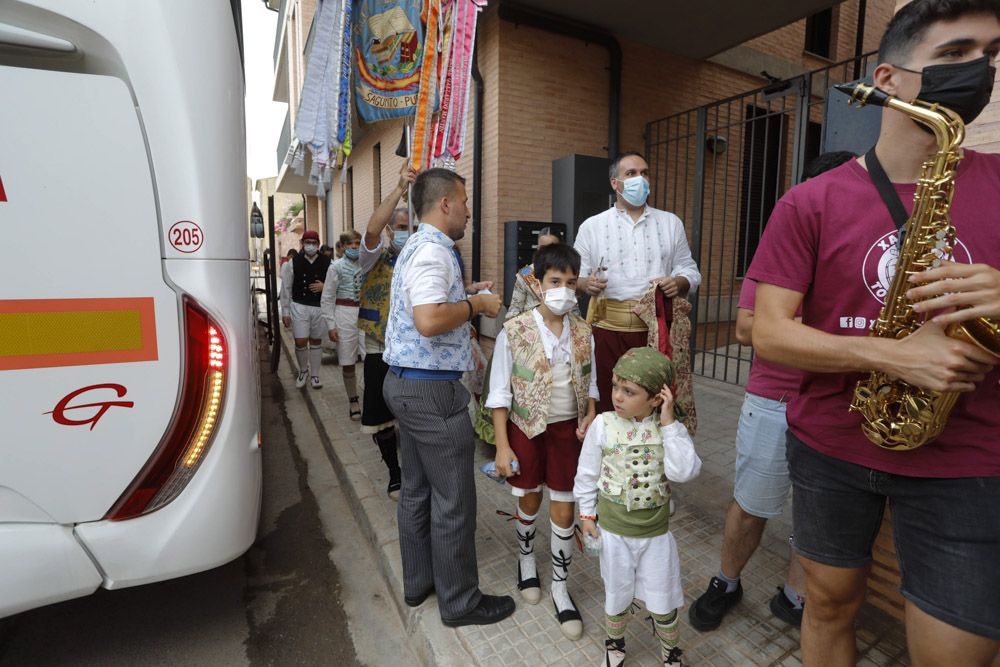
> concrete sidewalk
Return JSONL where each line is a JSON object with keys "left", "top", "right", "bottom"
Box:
{"left": 281, "top": 332, "right": 908, "bottom": 667}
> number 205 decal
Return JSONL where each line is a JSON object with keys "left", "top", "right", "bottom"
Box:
{"left": 168, "top": 220, "right": 204, "bottom": 253}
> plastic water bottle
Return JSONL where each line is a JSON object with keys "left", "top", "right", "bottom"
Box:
{"left": 479, "top": 459, "right": 519, "bottom": 483}
{"left": 583, "top": 531, "right": 602, "bottom": 557}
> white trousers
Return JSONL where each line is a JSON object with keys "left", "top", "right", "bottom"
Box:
{"left": 599, "top": 528, "right": 684, "bottom": 615}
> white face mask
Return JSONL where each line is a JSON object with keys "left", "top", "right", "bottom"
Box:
{"left": 543, "top": 286, "right": 577, "bottom": 316}
{"left": 303, "top": 243, "right": 319, "bottom": 257}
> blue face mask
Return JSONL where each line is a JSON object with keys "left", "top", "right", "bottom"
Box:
{"left": 392, "top": 230, "right": 410, "bottom": 249}
{"left": 345, "top": 248, "right": 359, "bottom": 260}
{"left": 619, "top": 175, "right": 650, "bottom": 207}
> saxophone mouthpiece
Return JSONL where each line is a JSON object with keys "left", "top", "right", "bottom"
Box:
{"left": 835, "top": 82, "right": 893, "bottom": 108}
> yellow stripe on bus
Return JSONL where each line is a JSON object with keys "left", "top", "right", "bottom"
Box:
{"left": 0, "top": 310, "right": 143, "bottom": 356}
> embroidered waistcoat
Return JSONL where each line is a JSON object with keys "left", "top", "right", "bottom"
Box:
{"left": 332, "top": 257, "right": 364, "bottom": 301}
{"left": 358, "top": 248, "right": 397, "bottom": 344}
{"left": 504, "top": 311, "right": 592, "bottom": 439}
{"left": 598, "top": 412, "right": 670, "bottom": 511}
{"left": 383, "top": 225, "right": 472, "bottom": 371}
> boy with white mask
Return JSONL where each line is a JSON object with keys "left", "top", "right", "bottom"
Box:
{"left": 487, "top": 243, "right": 598, "bottom": 640}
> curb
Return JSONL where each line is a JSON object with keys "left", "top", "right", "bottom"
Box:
{"left": 279, "top": 332, "right": 477, "bottom": 667}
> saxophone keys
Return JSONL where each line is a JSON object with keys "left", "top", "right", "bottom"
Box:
{"left": 862, "top": 422, "right": 885, "bottom": 446}
{"left": 899, "top": 422, "right": 923, "bottom": 442}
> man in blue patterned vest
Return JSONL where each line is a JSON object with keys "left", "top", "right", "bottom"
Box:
{"left": 382, "top": 168, "right": 513, "bottom": 627}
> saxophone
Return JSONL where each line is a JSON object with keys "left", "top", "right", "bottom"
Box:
{"left": 835, "top": 82, "right": 1000, "bottom": 451}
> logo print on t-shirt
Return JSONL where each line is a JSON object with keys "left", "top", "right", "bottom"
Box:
{"left": 862, "top": 230, "right": 972, "bottom": 304}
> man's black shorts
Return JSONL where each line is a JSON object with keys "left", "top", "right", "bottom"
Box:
{"left": 787, "top": 432, "right": 1000, "bottom": 639}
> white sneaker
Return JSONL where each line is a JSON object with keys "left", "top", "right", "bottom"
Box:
{"left": 310, "top": 376, "right": 322, "bottom": 389}
{"left": 295, "top": 370, "right": 308, "bottom": 388}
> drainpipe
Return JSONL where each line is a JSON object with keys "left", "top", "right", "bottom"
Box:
{"left": 472, "top": 44, "right": 484, "bottom": 284}
{"left": 497, "top": 2, "right": 621, "bottom": 160}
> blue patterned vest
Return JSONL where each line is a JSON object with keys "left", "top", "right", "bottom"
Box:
{"left": 383, "top": 224, "right": 472, "bottom": 371}
{"left": 330, "top": 256, "right": 363, "bottom": 300}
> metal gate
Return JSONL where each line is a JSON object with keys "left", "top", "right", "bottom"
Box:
{"left": 646, "top": 53, "right": 876, "bottom": 384}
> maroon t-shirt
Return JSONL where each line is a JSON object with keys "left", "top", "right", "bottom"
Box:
{"left": 739, "top": 279, "right": 802, "bottom": 402}
{"left": 747, "top": 150, "right": 1000, "bottom": 477}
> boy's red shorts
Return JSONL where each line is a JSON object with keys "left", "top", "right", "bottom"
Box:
{"left": 507, "top": 419, "right": 582, "bottom": 494}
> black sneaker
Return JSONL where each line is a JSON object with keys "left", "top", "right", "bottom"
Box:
{"left": 769, "top": 587, "right": 804, "bottom": 627}
{"left": 688, "top": 576, "right": 743, "bottom": 631}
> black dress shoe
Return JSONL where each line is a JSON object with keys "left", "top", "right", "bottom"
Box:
{"left": 441, "top": 594, "right": 515, "bottom": 627}
{"left": 404, "top": 588, "right": 434, "bottom": 607}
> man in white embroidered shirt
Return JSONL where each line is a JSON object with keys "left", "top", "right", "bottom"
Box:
{"left": 381, "top": 168, "right": 515, "bottom": 628}
{"left": 574, "top": 151, "right": 702, "bottom": 413}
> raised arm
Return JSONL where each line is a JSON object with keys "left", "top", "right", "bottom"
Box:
{"left": 365, "top": 162, "right": 417, "bottom": 251}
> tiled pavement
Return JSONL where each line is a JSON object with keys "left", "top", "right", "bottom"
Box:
{"left": 281, "top": 331, "right": 909, "bottom": 666}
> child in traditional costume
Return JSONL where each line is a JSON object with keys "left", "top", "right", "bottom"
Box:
{"left": 321, "top": 230, "right": 365, "bottom": 420}
{"left": 574, "top": 347, "right": 701, "bottom": 667}
{"left": 487, "top": 243, "right": 598, "bottom": 639}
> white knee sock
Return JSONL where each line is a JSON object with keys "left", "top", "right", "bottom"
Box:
{"left": 515, "top": 508, "right": 538, "bottom": 582}
{"left": 551, "top": 520, "right": 576, "bottom": 611}
{"left": 295, "top": 346, "right": 308, "bottom": 371}
{"left": 308, "top": 346, "right": 323, "bottom": 376}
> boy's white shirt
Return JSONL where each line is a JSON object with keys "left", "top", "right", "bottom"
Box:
{"left": 484, "top": 307, "right": 598, "bottom": 409}
{"left": 319, "top": 262, "right": 340, "bottom": 329}
{"left": 279, "top": 261, "right": 293, "bottom": 315}
{"left": 573, "top": 413, "right": 702, "bottom": 517}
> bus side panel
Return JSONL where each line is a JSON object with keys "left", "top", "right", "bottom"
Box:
{"left": 75, "top": 261, "right": 262, "bottom": 588}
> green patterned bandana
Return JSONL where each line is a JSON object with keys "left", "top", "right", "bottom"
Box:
{"left": 613, "top": 347, "right": 675, "bottom": 396}
{"left": 612, "top": 347, "right": 686, "bottom": 422}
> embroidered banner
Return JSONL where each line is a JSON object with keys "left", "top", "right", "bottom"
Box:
{"left": 354, "top": 0, "right": 424, "bottom": 123}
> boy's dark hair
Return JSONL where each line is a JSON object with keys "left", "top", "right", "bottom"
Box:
{"left": 608, "top": 151, "right": 647, "bottom": 180}
{"left": 412, "top": 168, "right": 466, "bottom": 218}
{"left": 802, "top": 151, "right": 857, "bottom": 179}
{"left": 533, "top": 243, "right": 581, "bottom": 280}
{"left": 879, "top": 0, "right": 1000, "bottom": 65}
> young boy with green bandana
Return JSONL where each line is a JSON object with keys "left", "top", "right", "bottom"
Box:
{"left": 574, "top": 346, "right": 701, "bottom": 667}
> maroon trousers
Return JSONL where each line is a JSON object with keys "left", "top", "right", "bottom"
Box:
{"left": 593, "top": 326, "right": 649, "bottom": 413}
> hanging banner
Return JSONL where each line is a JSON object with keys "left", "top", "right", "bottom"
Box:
{"left": 354, "top": 0, "right": 423, "bottom": 123}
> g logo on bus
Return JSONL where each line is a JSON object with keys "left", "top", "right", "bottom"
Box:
{"left": 46, "top": 383, "right": 134, "bottom": 430}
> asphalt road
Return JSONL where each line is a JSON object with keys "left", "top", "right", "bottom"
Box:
{"left": 0, "top": 334, "right": 414, "bottom": 666}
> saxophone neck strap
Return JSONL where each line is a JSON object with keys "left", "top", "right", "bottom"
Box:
{"left": 865, "top": 146, "right": 910, "bottom": 234}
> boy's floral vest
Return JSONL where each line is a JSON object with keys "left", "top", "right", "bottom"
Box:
{"left": 358, "top": 248, "right": 398, "bottom": 344}
{"left": 598, "top": 412, "right": 670, "bottom": 511}
{"left": 504, "top": 311, "right": 592, "bottom": 439}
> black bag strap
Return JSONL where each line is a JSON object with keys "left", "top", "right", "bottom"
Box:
{"left": 865, "top": 146, "right": 910, "bottom": 234}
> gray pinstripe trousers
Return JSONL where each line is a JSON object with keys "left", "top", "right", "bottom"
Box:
{"left": 383, "top": 372, "right": 482, "bottom": 619}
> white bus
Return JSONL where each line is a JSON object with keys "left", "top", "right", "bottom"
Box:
{"left": 0, "top": 0, "right": 262, "bottom": 618}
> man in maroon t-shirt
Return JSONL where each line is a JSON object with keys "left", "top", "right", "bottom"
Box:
{"left": 748, "top": 3, "right": 1000, "bottom": 665}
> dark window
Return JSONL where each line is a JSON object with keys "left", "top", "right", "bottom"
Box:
{"left": 738, "top": 105, "right": 786, "bottom": 276}
{"left": 805, "top": 8, "right": 833, "bottom": 59}
{"left": 801, "top": 120, "right": 823, "bottom": 182}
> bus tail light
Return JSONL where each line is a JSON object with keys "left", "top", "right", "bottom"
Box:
{"left": 105, "top": 298, "right": 227, "bottom": 521}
